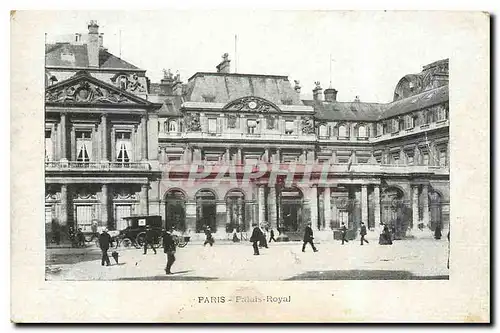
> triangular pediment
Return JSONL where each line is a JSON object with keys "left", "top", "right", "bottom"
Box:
{"left": 45, "top": 71, "right": 150, "bottom": 106}
{"left": 223, "top": 96, "right": 280, "bottom": 113}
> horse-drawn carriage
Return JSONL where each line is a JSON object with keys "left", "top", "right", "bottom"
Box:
{"left": 114, "top": 215, "right": 190, "bottom": 249}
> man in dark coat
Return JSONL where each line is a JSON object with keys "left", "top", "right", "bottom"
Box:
{"left": 143, "top": 225, "right": 157, "bottom": 254}
{"left": 302, "top": 222, "right": 318, "bottom": 252}
{"left": 99, "top": 228, "right": 113, "bottom": 266}
{"left": 203, "top": 226, "right": 214, "bottom": 247}
{"left": 360, "top": 222, "right": 369, "bottom": 245}
{"left": 250, "top": 224, "right": 263, "bottom": 255}
{"left": 163, "top": 228, "right": 177, "bottom": 274}
{"left": 379, "top": 224, "right": 393, "bottom": 245}
{"left": 268, "top": 229, "right": 277, "bottom": 243}
{"left": 341, "top": 223, "right": 349, "bottom": 245}
{"left": 259, "top": 224, "right": 268, "bottom": 248}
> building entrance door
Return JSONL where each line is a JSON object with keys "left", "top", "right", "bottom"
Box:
{"left": 115, "top": 204, "right": 132, "bottom": 231}
{"left": 165, "top": 190, "right": 186, "bottom": 232}
{"left": 75, "top": 205, "right": 93, "bottom": 232}
{"left": 279, "top": 188, "right": 303, "bottom": 232}
{"left": 196, "top": 189, "right": 216, "bottom": 233}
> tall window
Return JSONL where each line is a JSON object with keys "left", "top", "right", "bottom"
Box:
{"left": 116, "top": 131, "right": 132, "bottom": 163}
{"left": 247, "top": 119, "right": 257, "bottom": 134}
{"left": 76, "top": 130, "right": 92, "bottom": 162}
{"left": 338, "top": 124, "right": 347, "bottom": 138}
{"left": 358, "top": 125, "right": 367, "bottom": 138}
{"left": 422, "top": 152, "right": 430, "bottom": 165}
{"left": 169, "top": 120, "right": 178, "bottom": 132}
{"left": 208, "top": 118, "right": 217, "bottom": 134}
{"left": 382, "top": 122, "right": 388, "bottom": 135}
{"left": 284, "top": 120, "right": 294, "bottom": 135}
{"left": 319, "top": 124, "right": 328, "bottom": 137}
{"left": 45, "top": 130, "right": 53, "bottom": 161}
{"left": 398, "top": 119, "right": 405, "bottom": 131}
{"left": 439, "top": 150, "right": 447, "bottom": 166}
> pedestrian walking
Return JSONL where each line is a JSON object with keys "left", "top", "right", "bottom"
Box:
{"left": 98, "top": 228, "right": 113, "bottom": 266}
{"left": 143, "top": 225, "right": 157, "bottom": 254}
{"left": 163, "top": 228, "right": 177, "bottom": 274}
{"left": 250, "top": 223, "right": 263, "bottom": 255}
{"left": 340, "top": 223, "right": 349, "bottom": 245}
{"left": 302, "top": 222, "right": 318, "bottom": 252}
{"left": 268, "top": 229, "right": 277, "bottom": 243}
{"left": 379, "top": 224, "right": 393, "bottom": 245}
{"left": 360, "top": 222, "right": 369, "bottom": 245}
{"left": 76, "top": 228, "right": 85, "bottom": 247}
{"left": 203, "top": 225, "right": 214, "bottom": 247}
{"left": 259, "top": 224, "right": 268, "bottom": 248}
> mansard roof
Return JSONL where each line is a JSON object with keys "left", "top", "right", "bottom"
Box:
{"left": 184, "top": 72, "right": 303, "bottom": 105}
{"left": 380, "top": 85, "right": 448, "bottom": 119}
{"left": 45, "top": 43, "right": 143, "bottom": 70}
{"left": 306, "top": 100, "right": 388, "bottom": 122}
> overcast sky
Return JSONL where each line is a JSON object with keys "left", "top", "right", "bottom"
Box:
{"left": 44, "top": 11, "right": 457, "bottom": 103}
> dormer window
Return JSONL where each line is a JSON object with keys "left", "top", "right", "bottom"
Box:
{"left": 284, "top": 120, "right": 294, "bottom": 135}
{"left": 247, "top": 119, "right": 257, "bottom": 134}
{"left": 169, "top": 120, "right": 178, "bottom": 132}
{"left": 398, "top": 119, "right": 405, "bottom": 131}
{"left": 358, "top": 125, "right": 367, "bottom": 138}
{"left": 319, "top": 124, "right": 328, "bottom": 138}
{"left": 338, "top": 124, "right": 347, "bottom": 138}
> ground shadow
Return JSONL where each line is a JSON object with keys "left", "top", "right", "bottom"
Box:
{"left": 116, "top": 275, "right": 218, "bottom": 281}
{"left": 285, "top": 269, "right": 449, "bottom": 280}
{"left": 46, "top": 252, "right": 103, "bottom": 265}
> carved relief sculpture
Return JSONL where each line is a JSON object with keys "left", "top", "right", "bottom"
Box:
{"left": 46, "top": 80, "right": 130, "bottom": 104}
{"left": 185, "top": 113, "right": 201, "bottom": 132}
{"left": 223, "top": 96, "right": 280, "bottom": 113}
{"left": 227, "top": 114, "right": 238, "bottom": 129}
{"left": 301, "top": 117, "right": 315, "bottom": 134}
{"left": 266, "top": 115, "right": 276, "bottom": 129}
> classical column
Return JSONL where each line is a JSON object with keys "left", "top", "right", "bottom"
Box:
{"left": 101, "top": 184, "right": 109, "bottom": 228}
{"left": 373, "top": 185, "right": 381, "bottom": 229}
{"left": 268, "top": 185, "right": 277, "bottom": 230}
{"left": 60, "top": 184, "right": 68, "bottom": 226}
{"left": 237, "top": 148, "right": 242, "bottom": 165}
{"left": 412, "top": 185, "right": 420, "bottom": 231}
{"left": 160, "top": 147, "right": 166, "bottom": 163}
{"left": 310, "top": 186, "right": 319, "bottom": 231}
{"left": 324, "top": 186, "right": 332, "bottom": 230}
{"left": 361, "top": 185, "right": 368, "bottom": 224}
{"left": 258, "top": 185, "right": 265, "bottom": 225}
{"left": 276, "top": 148, "right": 281, "bottom": 163}
{"left": 266, "top": 148, "right": 270, "bottom": 163}
{"left": 185, "top": 202, "right": 197, "bottom": 233}
{"left": 101, "top": 114, "right": 108, "bottom": 161}
{"left": 226, "top": 147, "right": 230, "bottom": 163}
{"left": 70, "top": 125, "right": 76, "bottom": 161}
{"left": 60, "top": 113, "right": 67, "bottom": 161}
{"left": 140, "top": 184, "right": 149, "bottom": 215}
{"left": 422, "top": 185, "right": 430, "bottom": 228}
{"left": 141, "top": 115, "right": 148, "bottom": 160}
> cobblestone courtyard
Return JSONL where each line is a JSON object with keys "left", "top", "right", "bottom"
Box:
{"left": 46, "top": 234, "right": 450, "bottom": 281}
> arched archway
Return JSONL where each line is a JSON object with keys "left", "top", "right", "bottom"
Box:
{"left": 195, "top": 189, "right": 216, "bottom": 233}
{"left": 165, "top": 189, "right": 186, "bottom": 232}
{"left": 381, "top": 187, "right": 411, "bottom": 239}
{"left": 225, "top": 189, "right": 246, "bottom": 232}
{"left": 279, "top": 187, "right": 304, "bottom": 232}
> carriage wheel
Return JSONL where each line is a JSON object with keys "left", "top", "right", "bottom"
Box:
{"left": 136, "top": 232, "right": 146, "bottom": 248}
{"left": 121, "top": 238, "right": 132, "bottom": 248}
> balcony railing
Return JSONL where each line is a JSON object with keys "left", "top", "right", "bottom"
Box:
{"left": 45, "top": 161, "right": 151, "bottom": 170}
{"left": 160, "top": 162, "right": 449, "bottom": 176}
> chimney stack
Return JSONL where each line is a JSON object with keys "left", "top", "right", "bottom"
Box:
{"left": 313, "top": 81, "right": 323, "bottom": 101}
{"left": 216, "top": 53, "right": 231, "bottom": 73}
{"left": 98, "top": 33, "right": 104, "bottom": 48}
{"left": 324, "top": 88, "right": 338, "bottom": 102}
{"left": 87, "top": 20, "right": 99, "bottom": 68}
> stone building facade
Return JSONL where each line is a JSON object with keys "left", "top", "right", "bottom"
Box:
{"left": 45, "top": 22, "right": 449, "bottom": 242}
